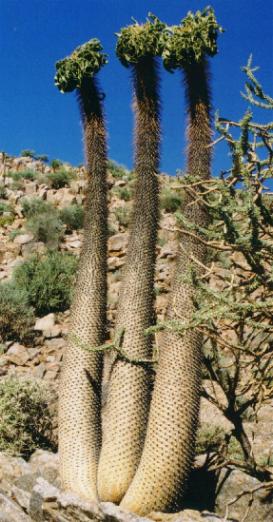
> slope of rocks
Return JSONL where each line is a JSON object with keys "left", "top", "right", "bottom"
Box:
{"left": 0, "top": 153, "right": 272, "bottom": 521}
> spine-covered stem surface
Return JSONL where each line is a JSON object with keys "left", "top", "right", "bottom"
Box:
{"left": 58, "top": 77, "right": 107, "bottom": 502}
{"left": 98, "top": 57, "right": 160, "bottom": 503}
{"left": 121, "top": 58, "right": 211, "bottom": 514}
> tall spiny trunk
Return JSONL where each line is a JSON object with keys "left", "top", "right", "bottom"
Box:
{"left": 98, "top": 57, "right": 160, "bottom": 503}
{"left": 120, "top": 58, "right": 211, "bottom": 514}
{"left": 58, "top": 77, "right": 107, "bottom": 502}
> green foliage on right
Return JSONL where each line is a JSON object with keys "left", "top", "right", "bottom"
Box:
{"left": 0, "top": 377, "right": 55, "bottom": 458}
{"left": 0, "top": 282, "right": 35, "bottom": 341}
{"left": 22, "top": 197, "right": 64, "bottom": 247}
{"left": 13, "top": 251, "right": 78, "bottom": 314}
{"left": 46, "top": 169, "right": 74, "bottom": 189}
{"left": 59, "top": 204, "right": 84, "bottom": 231}
{"left": 160, "top": 187, "right": 184, "bottom": 212}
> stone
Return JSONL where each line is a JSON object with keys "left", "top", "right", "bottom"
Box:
{"left": 102, "top": 502, "right": 151, "bottom": 522}
{"left": 215, "top": 467, "right": 273, "bottom": 522}
{"left": 6, "top": 343, "right": 30, "bottom": 365}
{"left": 109, "top": 233, "right": 128, "bottom": 253}
{"left": 24, "top": 181, "right": 37, "bottom": 195}
{"left": 65, "top": 238, "right": 82, "bottom": 250}
{"left": 108, "top": 256, "right": 125, "bottom": 271}
{"left": 34, "top": 313, "right": 55, "bottom": 332}
{"left": 0, "top": 453, "right": 32, "bottom": 483}
{"left": 11, "top": 484, "right": 31, "bottom": 510}
{"left": 44, "top": 337, "right": 66, "bottom": 350}
{"left": 44, "top": 325, "right": 61, "bottom": 338}
{"left": 32, "top": 363, "right": 46, "bottom": 380}
{"left": 0, "top": 492, "right": 32, "bottom": 522}
{"left": 13, "top": 233, "right": 34, "bottom": 245}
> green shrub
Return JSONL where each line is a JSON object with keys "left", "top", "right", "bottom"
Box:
{"left": 160, "top": 188, "right": 184, "bottom": 213}
{"left": 21, "top": 149, "right": 35, "bottom": 158}
{"left": 0, "top": 282, "right": 35, "bottom": 341}
{"left": 114, "top": 186, "right": 132, "bottom": 201}
{"left": 196, "top": 423, "right": 225, "bottom": 455}
{"left": 22, "top": 197, "right": 64, "bottom": 247}
{"left": 0, "top": 184, "right": 7, "bottom": 199}
{"left": 47, "top": 169, "right": 74, "bottom": 189}
{"left": 0, "top": 201, "right": 15, "bottom": 226}
{"left": 107, "top": 160, "right": 128, "bottom": 178}
{"left": 0, "top": 201, "right": 12, "bottom": 214}
{"left": 21, "top": 197, "right": 51, "bottom": 217}
{"left": 50, "top": 159, "right": 63, "bottom": 171}
{"left": 0, "top": 215, "right": 14, "bottom": 226}
{"left": 59, "top": 204, "right": 84, "bottom": 231}
{"left": 9, "top": 170, "right": 37, "bottom": 182}
{"left": 13, "top": 251, "right": 78, "bottom": 314}
{"left": 114, "top": 206, "right": 131, "bottom": 227}
{"left": 0, "top": 377, "right": 55, "bottom": 458}
{"left": 26, "top": 213, "right": 64, "bottom": 247}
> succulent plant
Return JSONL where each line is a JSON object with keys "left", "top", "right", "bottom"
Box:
{"left": 162, "top": 7, "right": 223, "bottom": 71}
{"left": 116, "top": 13, "right": 167, "bottom": 66}
{"left": 55, "top": 38, "right": 108, "bottom": 93}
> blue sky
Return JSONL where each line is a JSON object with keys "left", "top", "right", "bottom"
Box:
{"left": 0, "top": 0, "right": 272, "bottom": 176}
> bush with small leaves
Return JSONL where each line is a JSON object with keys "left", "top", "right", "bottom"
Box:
{"left": 0, "top": 377, "right": 55, "bottom": 458}
{"left": 9, "top": 170, "right": 38, "bottom": 182}
{"left": 114, "top": 186, "right": 132, "bottom": 202}
{"left": 0, "top": 184, "right": 7, "bottom": 199}
{"left": 59, "top": 203, "right": 84, "bottom": 231}
{"left": 160, "top": 187, "right": 184, "bottom": 212}
{"left": 21, "top": 149, "right": 35, "bottom": 158}
{"left": 21, "top": 197, "right": 51, "bottom": 217}
{"left": 107, "top": 160, "right": 128, "bottom": 179}
{"left": 51, "top": 158, "right": 63, "bottom": 171}
{"left": 22, "top": 197, "right": 64, "bottom": 247}
{"left": 0, "top": 201, "right": 12, "bottom": 214}
{"left": 196, "top": 423, "right": 225, "bottom": 455}
{"left": 0, "top": 282, "right": 35, "bottom": 342}
{"left": 114, "top": 206, "right": 131, "bottom": 227}
{"left": 47, "top": 169, "right": 74, "bottom": 189}
{"left": 13, "top": 251, "right": 78, "bottom": 314}
{"left": 26, "top": 212, "right": 64, "bottom": 247}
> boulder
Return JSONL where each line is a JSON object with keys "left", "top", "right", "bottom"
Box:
{"left": 0, "top": 492, "right": 32, "bottom": 522}
{"left": 108, "top": 233, "right": 128, "bottom": 253}
{"left": 34, "top": 314, "right": 55, "bottom": 332}
{"left": 6, "top": 343, "right": 30, "bottom": 366}
{"left": 215, "top": 467, "right": 273, "bottom": 522}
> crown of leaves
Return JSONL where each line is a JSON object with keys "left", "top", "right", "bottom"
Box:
{"left": 116, "top": 13, "right": 167, "bottom": 66}
{"left": 55, "top": 38, "right": 108, "bottom": 93}
{"left": 162, "top": 7, "right": 223, "bottom": 71}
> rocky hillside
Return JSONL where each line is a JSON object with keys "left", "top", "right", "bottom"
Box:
{"left": 0, "top": 153, "right": 272, "bottom": 522}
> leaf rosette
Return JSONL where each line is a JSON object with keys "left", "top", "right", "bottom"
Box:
{"left": 162, "top": 7, "right": 223, "bottom": 71}
{"left": 116, "top": 13, "right": 167, "bottom": 66}
{"left": 55, "top": 38, "right": 108, "bottom": 93}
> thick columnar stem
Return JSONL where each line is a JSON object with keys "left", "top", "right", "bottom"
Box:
{"left": 58, "top": 78, "right": 107, "bottom": 502}
{"left": 98, "top": 57, "right": 160, "bottom": 503}
{"left": 121, "top": 59, "right": 211, "bottom": 514}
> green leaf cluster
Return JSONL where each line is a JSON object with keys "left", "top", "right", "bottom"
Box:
{"left": 116, "top": 13, "right": 167, "bottom": 66}
{"left": 13, "top": 251, "right": 78, "bottom": 314}
{"left": 0, "top": 377, "right": 55, "bottom": 458}
{"left": 162, "top": 7, "right": 223, "bottom": 70}
{"left": 0, "top": 282, "right": 35, "bottom": 342}
{"left": 55, "top": 38, "right": 108, "bottom": 93}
